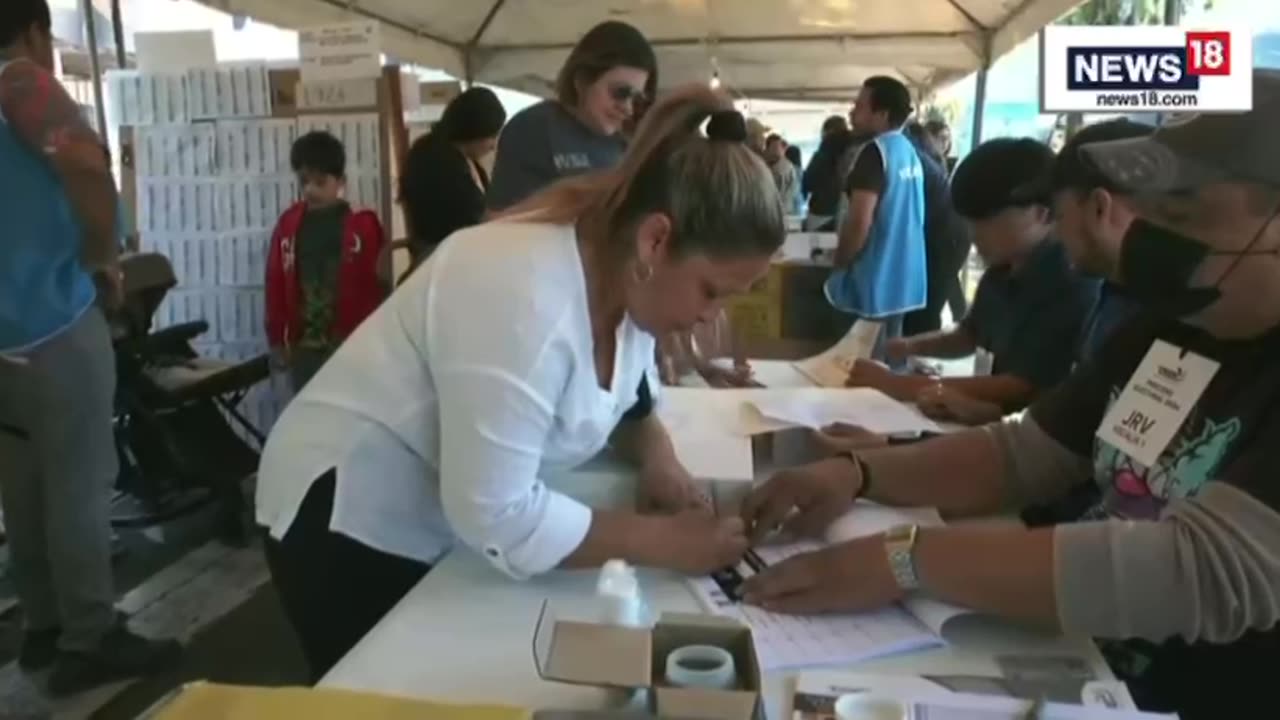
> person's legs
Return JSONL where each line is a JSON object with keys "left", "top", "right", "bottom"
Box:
{"left": 902, "top": 302, "right": 943, "bottom": 336}
{"left": 0, "top": 354, "right": 63, "bottom": 670}
{"left": 30, "top": 309, "right": 183, "bottom": 696}
{"left": 264, "top": 470, "right": 431, "bottom": 683}
{"left": 874, "top": 314, "right": 907, "bottom": 371}
{"left": 29, "top": 310, "right": 119, "bottom": 652}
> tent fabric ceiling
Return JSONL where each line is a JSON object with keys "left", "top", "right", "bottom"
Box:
{"left": 202, "top": 0, "right": 1079, "bottom": 100}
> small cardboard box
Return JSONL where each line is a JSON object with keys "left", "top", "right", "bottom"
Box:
{"left": 532, "top": 603, "right": 763, "bottom": 720}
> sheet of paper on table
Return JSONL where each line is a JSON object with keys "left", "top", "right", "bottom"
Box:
{"left": 789, "top": 671, "right": 1171, "bottom": 720}
{"left": 744, "top": 387, "right": 942, "bottom": 436}
{"left": 793, "top": 319, "right": 882, "bottom": 388}
{"left": 688, "top": 503, "right": 979, "bottom": 671}
{"left": 656, "top": 387, "right": 755, "bottom": 482}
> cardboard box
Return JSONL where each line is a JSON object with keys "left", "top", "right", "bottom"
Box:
{"left": 725, "top": 296, "right": 781, "bottom": 343}
{"left": 268, "top": 68, "right": 300, "bottom": 117}
{"left": 533, "top": 603, "right": 763, "bottom": 720}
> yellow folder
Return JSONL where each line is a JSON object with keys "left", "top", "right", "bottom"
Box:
{"left": 148, "top": 682, "right": 533, "bottom": 720}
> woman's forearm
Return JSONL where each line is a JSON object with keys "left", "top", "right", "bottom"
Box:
{"left": 611, "top": 414, "right": 679, "bottom": 471}
{"left": 560, "top": 509, "right": 664, "bottom": 568}
{"left": 860, "top": 428, "right": 1009, "bottom": 518}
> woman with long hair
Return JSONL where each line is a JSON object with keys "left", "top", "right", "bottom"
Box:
{"left": 399, "top": 86, "right": 507, "bottom": 271}
{"left": 255, "top": 86, "right": 784, "bottom": 681}
{"left": 486, "top": 20, "right": 657, "bottom": 211}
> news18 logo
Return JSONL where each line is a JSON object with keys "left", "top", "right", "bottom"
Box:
{"left": 1042, "top": 26, "right": 1253, "bottom": 113}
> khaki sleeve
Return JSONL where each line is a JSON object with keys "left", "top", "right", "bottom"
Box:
{"left": 985, "top": 414, "right": 1093, "bottom": 509}
{"left": 1055, "top": 482, "right": 1280, "bottom": 643}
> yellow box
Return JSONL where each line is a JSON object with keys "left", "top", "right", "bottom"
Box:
{"left": 726, "top": 296, "right": 781, "bottom": 342}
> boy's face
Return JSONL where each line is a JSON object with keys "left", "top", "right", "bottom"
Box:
{"left": 298, "top": 168, "right": 345, "bottom": 208}
{"left": 970, "top": 205, "right": 1050, "bottom": 267}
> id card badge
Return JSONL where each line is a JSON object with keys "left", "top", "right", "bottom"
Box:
{"left": 1097, "top": 339, "right": 1220, "bottom": 468}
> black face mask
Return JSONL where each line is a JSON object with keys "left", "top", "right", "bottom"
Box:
{"left": 1119, "top": 209, "right": 1280, "bottom": 319}
{"left": 1118, "top": 219, "right": 1222, "bottom": 318}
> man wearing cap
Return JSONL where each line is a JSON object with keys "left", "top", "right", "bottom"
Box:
{"left": 1049, "top": 119, "right": 1152, "bottom": 363}
{"left": 845, "top": 138, "right": 1097, "bottom": 426}
{"left": 737, "top": 69, "right": 1280, "bottom": 718}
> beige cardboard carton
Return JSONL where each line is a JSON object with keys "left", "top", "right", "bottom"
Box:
{"left": 532, "top": 603, "right": 762, "bottom": 720}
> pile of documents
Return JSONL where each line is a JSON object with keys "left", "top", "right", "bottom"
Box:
{"left": 657, "top": 320, "right": 938, "bottom": 483}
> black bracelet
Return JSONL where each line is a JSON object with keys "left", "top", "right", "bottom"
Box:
{"left": 843, "top": 452, "right": 873, "bottom": 500}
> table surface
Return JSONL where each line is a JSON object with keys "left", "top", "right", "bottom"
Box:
{"left": 320, "top": 361, "right": 1112, "bottom": 716}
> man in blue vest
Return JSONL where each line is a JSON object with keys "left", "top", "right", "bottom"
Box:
{"left": 825, "top": 76, "right": 927, "bottom": 362}
{"left": 0, "top": 0, "right": 180, "bottom": 696}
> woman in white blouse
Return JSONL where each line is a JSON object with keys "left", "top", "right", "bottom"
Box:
{"left": 254, "top": 85, "right": 786, "bottom": 680}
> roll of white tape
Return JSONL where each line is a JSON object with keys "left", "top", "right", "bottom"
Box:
{"left": 664, "top": 645, "right": 737, "bottom": 691}
{"left": 834, "top": 694, "right": 908, "bottom": 720}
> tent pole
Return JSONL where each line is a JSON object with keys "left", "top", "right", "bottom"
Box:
{"left": 1156, "top": 0, "right": 1182, "bottom": 125}
{"left": 110, "top": 0, "right": 127, "bottom": 69}
{"left": 969, "top": 66, "right": 988, "bottom": 149}
{"left": 79, "top": 0, "right": 108, "bottom": 138}
{"left": 969, "top": 31, "right": 992, "bottom": 151}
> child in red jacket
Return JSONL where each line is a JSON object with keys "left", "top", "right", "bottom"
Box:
{"left": 265, "top": 131, "right": 386, "bottom": 391}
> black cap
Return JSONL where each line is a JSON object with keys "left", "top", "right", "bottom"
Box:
{"left": 1082, "top": 69, "right": 1280, "bottom": 194}
{"left": 951, "top": 137, "right": 1056, "bottom": 220}
{"left": 1046, "top": 118, "right": 1155, "bottom": 195}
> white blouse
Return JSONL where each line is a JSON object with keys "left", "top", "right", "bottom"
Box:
{"left": 256, "top": 220, "right": 657, "bottom": 579}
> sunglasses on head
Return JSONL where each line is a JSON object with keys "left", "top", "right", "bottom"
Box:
{"left": 608, "top": 83, "right": 647, "bottom": 104}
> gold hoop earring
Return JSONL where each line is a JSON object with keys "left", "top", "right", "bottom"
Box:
{"left": 634, "top": 262, "right": 654, "bottom": 284}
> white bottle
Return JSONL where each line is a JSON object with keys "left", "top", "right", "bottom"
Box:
{"left": 597, "top": 559, "right": 646, "bottom": 628}
{"left": 597, "top": 559, "right": 651, "bottom": 713}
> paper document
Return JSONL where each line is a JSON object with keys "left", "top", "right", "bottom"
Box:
{"left": 793, "top": 320, "right": 882, "bottom": 388}
{"left": 789, "top": 671, "right": 1167, "bottom": 720}
{"left": 689, "top": 503, "right": 965, "bottom": 670}
{"left": 747, "top": 387, "right": 941, "bottom": 436}
{"left": 656, "top": 388, "right": 754, "bottom": 482}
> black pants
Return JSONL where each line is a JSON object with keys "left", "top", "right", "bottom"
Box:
{"left": 904, "top": 273, "right": 967, "bottom": 336}
{"left": 262, "top": 469, "right": 431, "bottom": 683}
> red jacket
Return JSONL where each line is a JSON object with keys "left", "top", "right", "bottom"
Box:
{"left": 264, "top": 202, "right": 386, "bottom": 348}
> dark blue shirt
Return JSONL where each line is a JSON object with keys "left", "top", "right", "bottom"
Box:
{"left": 962, "top": 239, "right": 1099, "bottom": 391}
{"left": 1076, "top": 281, "right": 1140, "bottom": 365}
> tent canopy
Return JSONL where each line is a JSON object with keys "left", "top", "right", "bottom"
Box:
{"left": 205, "top": 0, "right": 1080, "bottom": 100}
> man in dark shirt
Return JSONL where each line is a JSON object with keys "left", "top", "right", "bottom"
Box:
{"left": 802, "top": 115, "right": 850, "bottom": 231}
{"left": 738, "top": 69, "right": 1280, "bottom": 720}
{"left": 1047, "top": 119, "right": 1151, "bottom": 364}
{"left": 902, "top": 122, "right": 971, "bottom": 336}
{"left": 847, "top": 138, "right": 1097, "bottom": 425}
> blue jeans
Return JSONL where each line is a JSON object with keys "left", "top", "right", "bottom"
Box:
{"left": 872, "top": 314, "right": 907, "bottom": 372}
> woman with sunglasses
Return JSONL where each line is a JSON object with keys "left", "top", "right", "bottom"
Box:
{"left": 486, "top": 20, "right": 657, "bottom": 212}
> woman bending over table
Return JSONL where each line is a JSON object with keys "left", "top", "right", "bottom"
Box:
{"left": 255, "top": 87, "right": 781, "bottom": 681}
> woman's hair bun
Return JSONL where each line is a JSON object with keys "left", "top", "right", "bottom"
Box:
{"left": 706, "top": 110, "right": 748, "bottom": 143}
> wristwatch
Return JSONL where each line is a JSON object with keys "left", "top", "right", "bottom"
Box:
{"left": 883, "top": 524, "right": 921, "bottom": 591}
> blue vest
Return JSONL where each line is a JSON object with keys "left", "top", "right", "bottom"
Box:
{"left": 825, "top": 130, "right": 927, "bottom": 318}
{"left": 0, "top": 61, "right": 97, "bottom": 353}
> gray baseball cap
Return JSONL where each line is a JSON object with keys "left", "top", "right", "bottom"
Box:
{"left": 1081, "top": 68, "right": 1280, "bottom": 194}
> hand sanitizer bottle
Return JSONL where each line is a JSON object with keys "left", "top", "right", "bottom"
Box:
{"left": 597, "top": 559, "right": 646, "bottom": 628}
{"left": 597, "top": 559, "right": 651, "bottom": 713}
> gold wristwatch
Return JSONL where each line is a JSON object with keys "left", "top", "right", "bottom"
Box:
{"left": 884, "top": 524, "right": 921, "bottom": 591}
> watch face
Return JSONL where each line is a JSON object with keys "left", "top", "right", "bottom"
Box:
{"left": 885, "top": 524, "right": 914, "bottom": 543}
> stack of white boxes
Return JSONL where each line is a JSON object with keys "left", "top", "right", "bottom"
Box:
{"left": 112, "top": 66, "right": 384, "bottom": 436}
